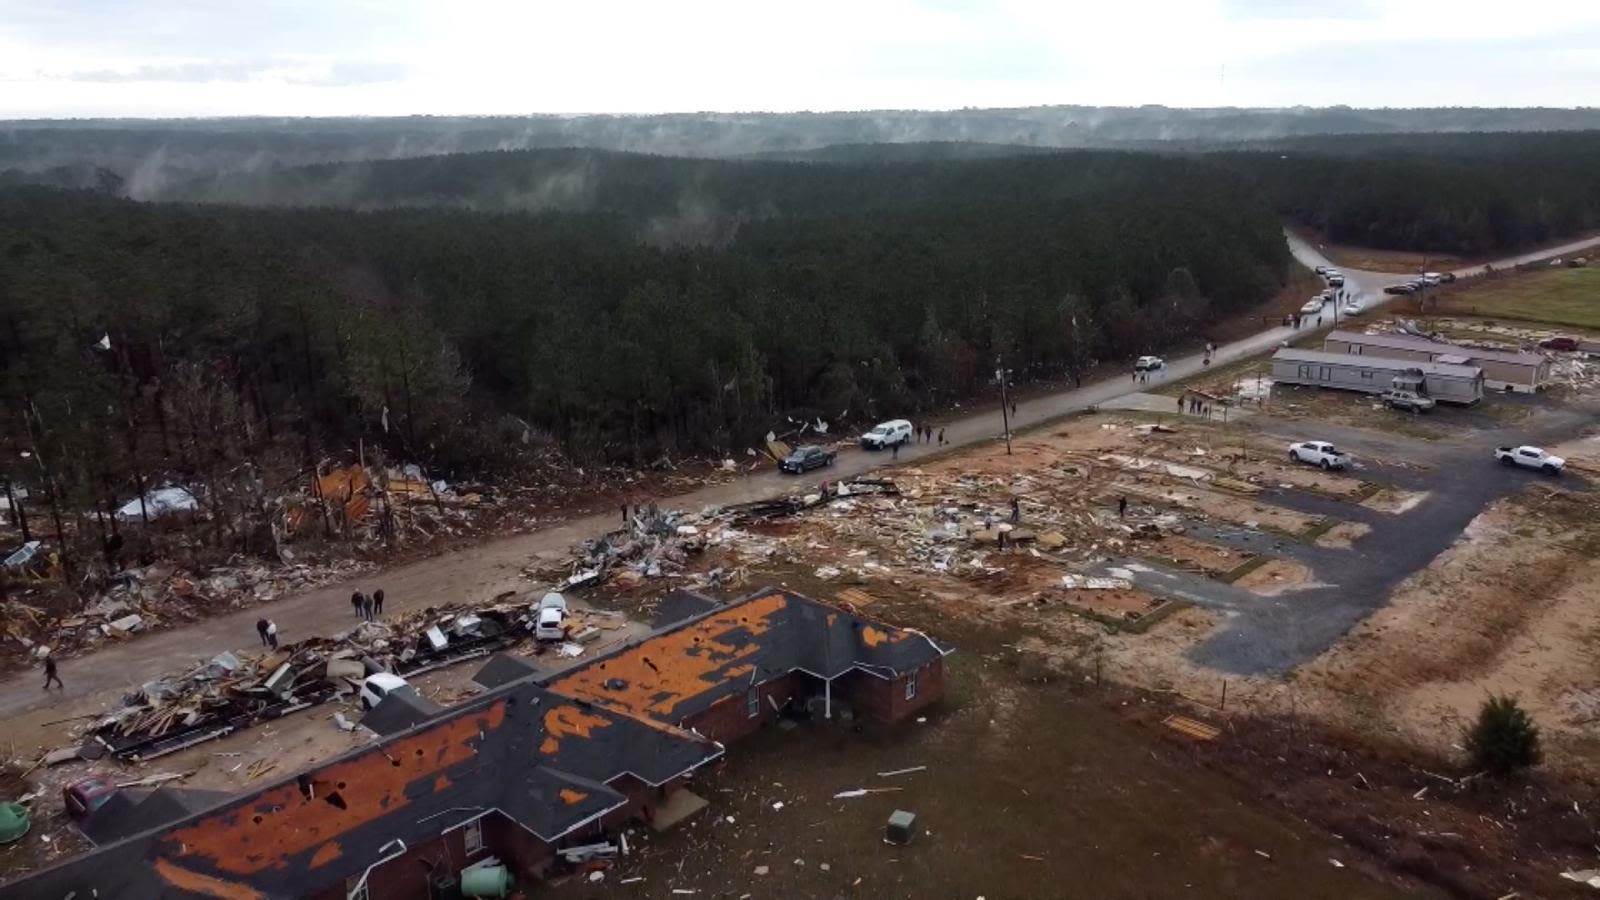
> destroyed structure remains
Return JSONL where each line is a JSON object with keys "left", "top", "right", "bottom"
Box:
{"left": 5, "top": 587, "right": 951, "bottom": 899}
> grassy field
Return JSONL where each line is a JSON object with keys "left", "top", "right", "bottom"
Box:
{"left": 1434, "top": 267, "right": 1600, "bottom": 329}
{"left": 1327, "top": 245, "right": 1466, "bottom": 274}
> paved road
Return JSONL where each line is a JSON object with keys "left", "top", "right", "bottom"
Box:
{"left": 1101, "top": 396, "right": 1597, "bottom": 676}
{"left": 5, "top": 230, "right": 1598, "bottom": 721}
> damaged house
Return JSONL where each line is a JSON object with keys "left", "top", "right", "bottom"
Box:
{"left": 5, "top": 588, "right": 950, "bottom": 899}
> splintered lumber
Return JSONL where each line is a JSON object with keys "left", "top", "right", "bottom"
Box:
{"left": 1162, "top": 715, "right": 1221, "bottom": 741}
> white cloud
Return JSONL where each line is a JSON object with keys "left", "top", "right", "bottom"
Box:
{"left": 1, "top": 0, "right": 1597, "bottom": 117}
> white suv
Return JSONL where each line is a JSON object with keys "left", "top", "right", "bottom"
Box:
{"left": 861, "top": 419, "right": 913, "bottom": 450}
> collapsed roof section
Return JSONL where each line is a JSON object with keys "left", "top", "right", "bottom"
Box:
{"left": 547, "top": 587, "right": 952, "bottom": 725}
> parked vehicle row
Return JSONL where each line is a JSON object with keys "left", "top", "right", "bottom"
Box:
{"left": 1382, "top": 271, "right": 1456, "bottom": 295}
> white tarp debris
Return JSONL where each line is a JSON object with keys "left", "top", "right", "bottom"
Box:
{"left": 117, "top": 487, "right": 199, "bottom": 520}
{"left": 3, "top": 540, "right": 41, "bottom": 569}
{"left": 1234, "top": 376, "right": 1273, "bottom": 401}
{"left": 1060, "top": 575, "right": 1132, "bottom": 590}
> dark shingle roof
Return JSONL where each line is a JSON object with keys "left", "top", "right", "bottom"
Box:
{"left": 650, "top": 588, "right": 722, "bottom": 627}
{"left": 472, "top": 652, "right": 542, "bottom": 689}
{"left": 4, "top": 587, "right": 937, "bottom": 899}
{"left": 359, "top": 685, "right": 445, "bottom": 736}
{"left": 547, "top": 587, "right": 951, "bottom": 725}
{"left": 80, "top": 787, "right": 233, "bottom": 846}
{"left": 6, "top": 681, "right": 719, "bottom": 899}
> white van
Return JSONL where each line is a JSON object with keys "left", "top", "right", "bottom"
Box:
{"left": 860, "top": 419, "right": 913, "bottom": 450}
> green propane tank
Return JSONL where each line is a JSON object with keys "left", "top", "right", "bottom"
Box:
{"left": 0, "top": 803, "right": 29, "bottom": 845}
{"left": 460, "top": 864, "right": 512, "bottom": 898}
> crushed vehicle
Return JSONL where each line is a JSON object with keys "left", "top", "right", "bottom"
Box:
{"left": 534, "top": 592, "right": 570, "bottom": 641}
{"left": 359, "top": 672, "right": 410, "bottom": 710}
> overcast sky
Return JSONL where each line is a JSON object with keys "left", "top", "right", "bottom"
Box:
{"left": 2, "top": 0, "right": 1597, "bottom": 118}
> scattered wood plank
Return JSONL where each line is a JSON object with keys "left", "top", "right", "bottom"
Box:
{"left": 1162, "top": 714, "right": 1221, "bottom": 741}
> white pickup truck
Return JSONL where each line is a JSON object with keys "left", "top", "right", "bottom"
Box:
{"left": 1289, "top": 441, "right": 1351, "bottom": 470}
{"left": 1495, "top": 445, "right": 1565, "bottom": 474}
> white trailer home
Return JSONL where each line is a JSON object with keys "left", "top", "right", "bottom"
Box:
{"left": 1270, "top": 348, "right": 1485, "bottom": 404}
{"left": 1321, "top": 330, "right": 1549, "bottom": 393}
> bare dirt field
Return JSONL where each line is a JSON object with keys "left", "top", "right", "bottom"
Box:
{"left": 1293, "top": 489, "right": 1600, "bottom": 773}
{"left": 554, "top": 629, "right": 1427, "bottom": 900}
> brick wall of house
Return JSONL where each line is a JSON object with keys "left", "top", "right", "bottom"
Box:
{"left": 834, "top": 658, "right": 944, "bottom": 724}
{"left": 681, "top": 672, "right": 807, "bottom": 744}
{"left": 603, "top": 772, "right": 692, "bottom": 828}
{"left": 484, "top": 812, "right": 557, "bottom": 884}
{"left": 304, "top": 827, "right": 474, "bottom": 900}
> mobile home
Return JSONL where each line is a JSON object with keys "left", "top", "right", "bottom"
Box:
{"left": 1321, "top": 330, "right": 1548, "bottom": 393}
{"left": 1270, "top": 348, "right": 1484, "bottom": 404}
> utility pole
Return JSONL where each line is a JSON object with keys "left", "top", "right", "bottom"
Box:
{"left": 995, "top": 358, "right": 1013, "bottom": 456}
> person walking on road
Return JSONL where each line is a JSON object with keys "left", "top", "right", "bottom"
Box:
{"left": 1118, "top": 495, "right": 1128, "bottom": 518}
{"left": 351, "top": 591, "right": 365, "bottom": 620}
{"left": 265, "top": 619, "right": 279, "bottom": 650}
{"left": 43, "top": 655, "right": 63, "bottom": 691}
{"left": 938, "top": 428, "right": 946, "bottom": 445}
{"left": 1010, "top": 498, "right": 1021, "bottom": 524}
{"left": 891, "top": 441, "right": 899, "bottom": 460}
{"left": 372, "top": 588, "right": 385, "bottom": 617}
{"left": 256, "top": 617, "right": 272, "bottom": 647}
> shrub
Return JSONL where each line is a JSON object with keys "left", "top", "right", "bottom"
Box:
{"left": 1465, "top": 695, "right": 1542, "bottom": 776}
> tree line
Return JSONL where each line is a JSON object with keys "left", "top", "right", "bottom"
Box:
{"left": 1208, "top": 131, "right": 1600, "bottom": 255}
{"left": 1, "top": 149, "right": 1288, "bottom": 570}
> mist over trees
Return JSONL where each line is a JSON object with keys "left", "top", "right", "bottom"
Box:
{"left": 6, "top": 106, "right": 1600, "bottom": 198}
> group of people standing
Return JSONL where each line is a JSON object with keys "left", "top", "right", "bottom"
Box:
{"left": 351, "top": 589, "right": 386, "bottom": 622}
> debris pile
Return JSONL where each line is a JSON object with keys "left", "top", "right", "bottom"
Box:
{"left": 2, "top": 558, "right": 378, "bottom": 662}
{"left": 70, "top": 601, "right": 538, "bottom": 763}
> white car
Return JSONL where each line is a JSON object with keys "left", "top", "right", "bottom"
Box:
{"left": 534, "top": 592, "right": 569, "bottom": 641}
{"left": 1313, "top": 265, "right": 1328, "bottom": 275}
{"left": 1289, "top": 441, "right": 1351, "bottom": 470}
{"left": 1495, "top": 445, "right": 1565, "bottom": 474}
{"left": 1421, "top": 272, "right": 1443, "bottom": 285}
{"left": 1134, "top": 355, "right": 1166, "bottom": 372}
{"left": 860, "top": 419, "right": 913, "bottom": 450}
{"left": 359, "top": 673, "right": 410, "bottom": 710}
{"left": 1342, "top": 299, "right": 1365, "bottom": 316}
{"left": 1323, "top": 269, "right": 1342, "bottom": 279}
{"left": 1300, "top": 297, "right": 1325, "bottom": 315}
